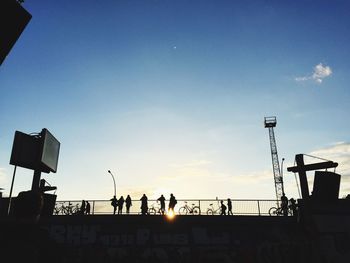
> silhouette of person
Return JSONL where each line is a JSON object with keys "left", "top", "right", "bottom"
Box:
{"left": 80, "top": 200, "right": 86, "bottom": 215}
{"left": 85, "top": 201, "right": 91, "bottom": 215}
{"left": 289, "top": 198, "right": 297, "bottom": 217}
{"left": 227, "top": 198, "right": 233, "bottom": 215}
{"left": 281, "top": 193, "right": 289, "bottom": 216}
{"left": 110, "top": 195, "right": 118, "bottom": 215}
{"left": 140, "top": 194, "right": 148, "bottom": 215}
{"left": 118, "top": 196, "right": 124, "bottom": 214}
{"left": 168, "top": 193, "right": 177, "bottom": 213}
{"left": 220, "top": 200, "right": 227, "bottom": 215}
{"left": 125, "top": 195, "right": 132, "bottom": 214}
{"left": 157, "top": 194, "right": 166, "bottom": 215}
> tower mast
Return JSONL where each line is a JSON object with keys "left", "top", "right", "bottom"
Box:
{"left": 264, "top": 116, "right": 284, "bottom": 205}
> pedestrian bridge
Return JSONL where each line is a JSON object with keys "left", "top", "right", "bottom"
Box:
{"left": 53, "top": 198, "right": 291, "bottom": 216}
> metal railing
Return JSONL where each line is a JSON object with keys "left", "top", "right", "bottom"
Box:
{"left": 53, "top": 199, "right": 287, "bottom": 216}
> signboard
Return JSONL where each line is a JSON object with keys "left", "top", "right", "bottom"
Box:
{"left": 10, "top": 129, "right": 60, "bottom": 173}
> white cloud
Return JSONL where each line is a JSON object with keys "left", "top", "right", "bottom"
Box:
{"left": 308, "top": 142, "right": 350, "bottom": 197}
{"left": 309, "top": 142, "right": 350, "bottom": 177}
{"left": 295, "top": 63, "right": 332, "bottom": 84}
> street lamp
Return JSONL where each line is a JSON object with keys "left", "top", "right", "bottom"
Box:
{"left": 281, "top": 158, "right": 285, "bottom": 194}
{"left": 107, "top": 170, "right": 116, "bottom": 197}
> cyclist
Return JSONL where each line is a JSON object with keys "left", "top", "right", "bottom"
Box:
{"left": 157, "top": 194, "right": 166, "bottom": 215}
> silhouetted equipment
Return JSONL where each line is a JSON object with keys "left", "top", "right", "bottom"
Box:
{"left": 10, "top": 189, "right": 56, "bottom": 218}
{"left": 0, "top": 0, "right": 32, "bottom": 65}
{"left": 312, "top": 171, "right": 340, "bottom": 201}
{"left": 39, "top": 179, "right": 57, "bottom": 193}
{"left": 40, "top": 193, "right": 57, "bottom": 217}
{"left": 11, "top": 190, "right": 43, "bottom": 220}
{"left": 287, "top": 154, "right": 338, "bottom": 199}
{"left": 8, "top": 128, "right": 60, "bottom": 216}
{"left": 10, "top": 128, "right": 60, "bottom": 174}
{"left": 264, "top": 116, "right": 284, "bottom": 204}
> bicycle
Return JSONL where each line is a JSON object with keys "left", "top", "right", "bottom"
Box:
{"left": 179, "top": 201, "right": 201, "bottom": 215}
{"left": 55, "top": 202, "right": 80, "bottom": 215}
{"left": 148, "top": 202, "right": 163, "bottom": 215}
{"left": 268, "top": 206, "right": 292, "bottom": 216}
{"left": 206, "top": 202, "right": 222, "bottom": 215}
{"left": 53, "top": 203, "right": 62, "bottom": 215}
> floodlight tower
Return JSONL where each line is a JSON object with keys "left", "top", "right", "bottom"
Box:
{"left": 264, "top": 116, "right": 284, "bottom": 205}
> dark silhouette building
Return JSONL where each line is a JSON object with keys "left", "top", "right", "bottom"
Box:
{"left": 0, "top": 0, "right": 32, "bottom": 65}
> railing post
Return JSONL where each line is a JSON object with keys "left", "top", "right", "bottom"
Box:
{"left": 92, "top": 201, "right": 95, "bottom": 215}
{"left": 199, "top": 200, "right": 201, "bottom": 215}
{"left": 257, "top": 200, "right": 261, "bottom": 216}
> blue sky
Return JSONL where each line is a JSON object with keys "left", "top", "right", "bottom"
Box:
{"left": 1, "top": 0, "right": 350, "bottom": 201}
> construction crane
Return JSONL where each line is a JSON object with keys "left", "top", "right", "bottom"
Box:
{"left": 264, "top": 116, "right": 284, "bottom": 205}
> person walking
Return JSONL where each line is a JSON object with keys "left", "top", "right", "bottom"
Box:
{"left": 125, "top": 195, "right": 132, "bottom": 214}
{"left": 227, "top": 198, "right": 233, "bottom": 215}
{"left": 220, "top": 200, "right": 227, "bottom": 215}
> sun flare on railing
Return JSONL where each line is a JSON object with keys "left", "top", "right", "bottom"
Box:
{"left": 166, "top": 210, "right": 175, "bottom": 220}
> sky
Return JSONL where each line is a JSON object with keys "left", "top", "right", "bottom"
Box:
{"left": 1, "top": 0, "right": 350, "bottom": 202}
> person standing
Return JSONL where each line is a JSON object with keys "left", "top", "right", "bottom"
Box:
{"left": 85, "top": 201, "right": 91, "bottom": 215}
{"left": 80, "top": 200, "right": 86, "bottom": 215}
{"left": 140, "top": 194, "right": 148, "bottom": 215}
{"left": 157, "top": 194, "right": 166, "bottom": 215}
{"left": 227, "top": 198, "right": 233, "bottom": 215}
{"left": 281, "top": 193, "right": 289, "bottom": 216}
{"left": 289, "top": 198, "right": 297, "bottom": 217}
{"left": 118, "top": 196, "right": 124, "bottom": 214}
{"left": 110, "top": 195, "right": 118, "bottom": 215}
{"left": 168, "top": 193, "right": 177, "bottom": 213}
{"left": 125, "top": 195, "right": 132, "bottom": 214}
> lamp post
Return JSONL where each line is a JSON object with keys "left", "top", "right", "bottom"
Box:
{"left": 108, "top": 170, "right": 116, "bottom": 197}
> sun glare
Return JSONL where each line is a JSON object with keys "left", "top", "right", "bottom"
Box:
{"left": 166, "top": 210, "right": 175, "bottom": 220}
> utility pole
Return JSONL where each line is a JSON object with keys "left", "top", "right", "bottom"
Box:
{"left": 264, "top": 116, "right": 284, "bottom": 205}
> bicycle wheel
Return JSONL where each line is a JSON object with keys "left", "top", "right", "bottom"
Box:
{"left": 207, "top": 209, "right": 214, "bottom": 215}
{"left": 268, "top": 207, "right": 278, "bottom": 216}
{"left": 148, "top": 208, "right": 157, "bottom": 215}
{"left": 179, "top": 207, "right": 188, "bottom": 215}
{"left": 61, "top": 207, "right": 69, "bottom": 215}
{"left": 288, "top": 209, "right": 293, "bottom": 216}
{"left": 73, "top": 206, "right": 80, "bottom": 215}
{"left": 54, "top": 206, "right": 60, "bottom": 215}
{"left": 192, "top": 206, "right": 200, "bottom": 215}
